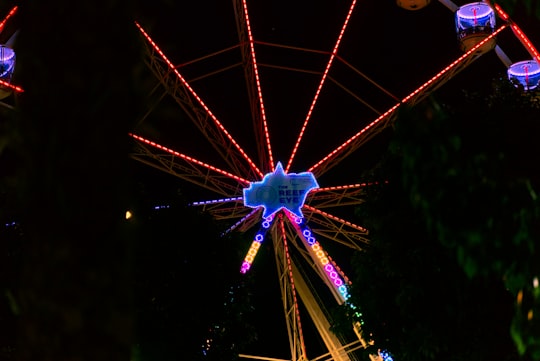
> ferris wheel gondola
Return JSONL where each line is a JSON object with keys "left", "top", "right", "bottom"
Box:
{"left": 0, "top": 6, "right": 22, "bottom": 104}
{"left": 438, "top": 0, "right": 540, "bottom": 90}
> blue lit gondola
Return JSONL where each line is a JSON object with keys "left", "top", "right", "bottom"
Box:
{"left": 508, "top": 60, "right": 540, "bottom": 91}
{"left": 0, "top": 45, "right": 16, "bottom": 99}
{"left": 0, "top": 45, "right": 15, "bottom": 82}
{"left": 455, "top": 2, "right": 496, "bottom": 53}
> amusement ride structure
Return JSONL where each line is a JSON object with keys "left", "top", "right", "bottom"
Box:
{"left": 131, "top": 0, "right": 540, "bottom": 361}
{"left": 1, "top": 1, "right": 539, "bottom": 360}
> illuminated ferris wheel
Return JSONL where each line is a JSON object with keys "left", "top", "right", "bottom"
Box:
{"left": 126, "top": 1, "right": 538, "bottom": 361}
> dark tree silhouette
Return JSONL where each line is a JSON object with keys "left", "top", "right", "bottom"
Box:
{"left": 128, "top": 165, "right": 257, "bottom": 361}
{"left": 346, "top": 77, "right": 540, "bottom": 361}
{"left": 6, "top": 1, "right": 144, "bottom": 360}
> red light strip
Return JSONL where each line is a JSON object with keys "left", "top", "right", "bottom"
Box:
{"left": 129, "top": 133, "right": 251, "bottom": 185}
{"left": 303, "top": 204, "right": 368, "bottom": 233}
{"left": 0, "top": 79, "right": 23, "bottom": 93}
{"left": 241, "top": 0, "right": 274, "bottom": 170}
{"left": 494, "top": 3, "right": 540, "bottom": 64}
{"left": 285, "top": 0, "right": 357, "bottom": 173}
{"left": 0, "top": 6, "right": 17, "bottom": 33}
{"left": 314, "top": 181, "right": 385, "bottom": 192}
{"left": 400, "top": 26, "right": 506, "bottom": 102}
{"left": 279, "top": 214, "right": 307, "bottom": 358}
{"left": 308, "top": 25, "right": 507, "bottom": 174}
{"left": 134, "top": 22, "right": 264, "bottom": 179}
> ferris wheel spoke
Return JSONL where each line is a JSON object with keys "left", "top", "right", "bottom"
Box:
{"left": 189, "top": 196, "right": 252, "bottom": 222}
{"left": 239, "top": 214, "right": 275, "bottom": 273}
{"left": 130, "top": 133, "right": 250, "bottom": 197}
{"left": 234, "top": 0, "right": 274, "bottom": 172}
{"left": 307, "top": 183, "right": 383, "bottom": 208}
{"left": 135, "top": 22, "right": 264, "bottom": 180}
{"left": 284, "top": 214, "right": 374, "bottom": 360}
{"left": 308, "top": 26, "right": 506, "bottom": 177}
{"left": 0, "top": 5, "right": 17, "bottom": 34}
{"left": 0, "top": 79, "right": 22, "bottom": 93}
{"left": 301, "top": 205, "right": 369, "bottom": 251}
{"left": 273, "top": 215, "right": 308, "bottom": 360}
{"left": 493, "top": 4, "right": 540, "bottom": 64}
{"left": 285, "top": 0, "right": 358, "bottom": 174}
{"left": 286, "top": 213, "right": 351, "bottom": 303}
{"left": 222, "top": 207, "right": 263, "bottom": 235}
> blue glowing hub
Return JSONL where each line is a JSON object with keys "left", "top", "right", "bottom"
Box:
{"left": 243, "top": 162, "right": 319, "bottom": 218}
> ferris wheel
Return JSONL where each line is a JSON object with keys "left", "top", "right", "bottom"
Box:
{"left": 127, "top": 1, "right": 538, "bottom": 361}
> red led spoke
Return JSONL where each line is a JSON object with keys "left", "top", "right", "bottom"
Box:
{"left": 400, "top": 26, "right": 507, "bottom": 103}
{"left": 0, "top": 5, "right": 17, "bottom": 33}
{"left": 0, "top": 79, "right": 23, "bottom": 93}
{"left": 129, "top": 133, "right": 251, "bottom": 185}
{"left": 279, "top": 215, "right": 307, "bottom": 358}
{"left": 241, "top": 0, "right": 274, "bottom": 170}
{"left": 135, "top": 22, "right": 264, "bottom": 179}
{"left": 308, "top": 25, "right": 507, "bottom": 174}
{"left": 285, "top": 0, "right": 357, "bottom": 173}
{"left": 314, "top": 181, "right": 384, "bottom": 192}
{"left": 494, "top": 3, "right": 540, "bottom": 64}
{"left": 303, "top": 204, "right": 367, "bottom": 233}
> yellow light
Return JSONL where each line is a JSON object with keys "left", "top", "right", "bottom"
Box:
{"left": 125, "top": 210, "right": 133, "bottom": 220}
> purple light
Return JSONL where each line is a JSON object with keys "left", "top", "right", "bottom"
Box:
{"left": 456, "top": 2, "right": 493, "bottom": 20}
{"left": 294, "top": 217, "right": 350, "bottom": 300}
{"left": 240, "top": 215, "right": 275, "bottom": 273}
{"left": 191, "top": 196, "right": 243, "bottom": 206}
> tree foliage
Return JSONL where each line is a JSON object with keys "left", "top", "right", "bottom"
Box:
{"left": 128, "top": 165, "right": 258, "bottom": 361}
{"left": 346, "top": 77, "right": 540, "bottom": 361}
{"left": 495, "top": 0, "right": 540, "bottom": 20}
